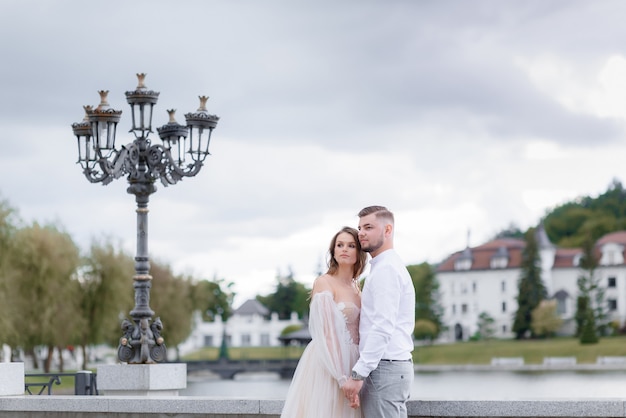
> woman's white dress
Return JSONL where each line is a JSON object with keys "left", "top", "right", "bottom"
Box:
{"left": 280, "top": 291, "right": 361, "bottom": 418}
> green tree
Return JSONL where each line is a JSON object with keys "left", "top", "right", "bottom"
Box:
{"left": 580, "top": 307, "right": 599, "bottom": 344}
{"left": 149, "top": 259, "right": 195, "bottom": 359}
{"left": 531, "top": 300, "right": 563, "bottom": 338}
{"left": 0, "top": 198, "right": 18, "bottom": 353}
{"left": 576, "top": 233, "right": 605, "bottom": 343}
{"left": 575, "top": 296, "right": 588, "bottom": 337}
{"left": 257, "top": 267, "right": 310, "bottom": 319}
{"left": 512, "top": 227, "right": 547, "bottom": 339}
{"left": 476, "top": 312, "right": 496, "bottom": 340}
{"left": 492, "top": 222, "right": 524, "bottom": 239}
{"left": 414, "top": 319, "right": 438, "bottom": 342}
{"left": 11, "top": 223, "right": 81, "bottom": 372}
{"left": 76, "top": 239, "right": 134, "bottom": 369}
{"left": 191, "top": 277, "right": 234, "bottom": 322}
{"left": 407, "top": 263, "right": 443, "bottom": 338}
{"left": 543, "top": 179, "right": 626, "bottom": 247}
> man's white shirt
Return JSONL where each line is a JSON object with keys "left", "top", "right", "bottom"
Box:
{"left": 353, "top": 249, "right": 415, "bottom": 377}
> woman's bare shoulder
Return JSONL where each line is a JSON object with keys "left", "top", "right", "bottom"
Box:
{"left": 312, "top": 274, "right": 334, "bottom": 296}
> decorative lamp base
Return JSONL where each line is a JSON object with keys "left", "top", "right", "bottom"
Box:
{"left": 96, "top": 363, "right": 186, "bottom": 396}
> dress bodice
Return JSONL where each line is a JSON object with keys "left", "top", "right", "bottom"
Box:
{"left": 336, "top": 301, "right": 360, "bottom": 345}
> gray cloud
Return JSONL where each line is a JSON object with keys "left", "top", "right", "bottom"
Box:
{"left": 2, "top": 0, "right": 626, "bottom": 301}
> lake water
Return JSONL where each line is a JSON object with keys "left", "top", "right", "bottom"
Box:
{"left": 181, "top": 371, "right": 626, "bottom": 400}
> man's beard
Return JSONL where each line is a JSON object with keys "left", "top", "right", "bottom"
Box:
{"left": 362, "top": 236, "right": 383, "bottom": 253}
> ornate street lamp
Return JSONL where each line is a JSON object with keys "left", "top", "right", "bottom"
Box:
{"left": 71, "top": 74, "right": 219, "bottom": 364}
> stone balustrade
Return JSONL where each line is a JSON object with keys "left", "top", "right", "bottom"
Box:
{"left": 0, "top": 397, "right": 625, "bottom": 417}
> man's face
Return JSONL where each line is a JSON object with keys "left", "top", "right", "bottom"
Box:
{"left": 358, "top": 213, "right": 385, "bottom": 254}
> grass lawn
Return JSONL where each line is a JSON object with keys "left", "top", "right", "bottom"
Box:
{"left": 414, "top": 336, "right": 626, "bottom": 365}
{"left": 183, "top": 336, "right": 626, "bottom": 365}
{"left": 183, "top": 345, "right": 305, "bottom": 361}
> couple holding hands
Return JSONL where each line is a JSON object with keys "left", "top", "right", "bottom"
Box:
{"left": 281, "top": 206, "right": 416, "bottom": 418}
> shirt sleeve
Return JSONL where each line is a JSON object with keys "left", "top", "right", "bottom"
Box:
{"left": 353, "top": 264, "right": 402, "bottom": 377}
{"left": 308, "top": 291, "right": 353, "bottom": 387}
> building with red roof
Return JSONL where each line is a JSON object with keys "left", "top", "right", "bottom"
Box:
{"left": 436, "top": 226, "right": 626, "bottom": 341}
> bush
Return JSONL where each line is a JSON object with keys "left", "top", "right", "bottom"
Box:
{"left": 281, "top": 324, "right": 302, "bottom": 336}
{"left": 414, "top": 319, "right": 437, "bottom": 342}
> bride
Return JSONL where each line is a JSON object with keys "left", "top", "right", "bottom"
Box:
{"left": 280, "top": 226, "right": 367, "bottom": 418}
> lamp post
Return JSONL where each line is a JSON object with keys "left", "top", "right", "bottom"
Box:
{"left": 71, "top": 73, "right": 219, "bottom": 364}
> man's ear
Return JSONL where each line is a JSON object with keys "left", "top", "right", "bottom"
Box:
{"left": 384, "top": 223, "right": 393, "bottom": 237}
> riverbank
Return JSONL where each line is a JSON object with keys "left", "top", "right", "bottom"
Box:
{"left": 414, "top": 337, "right": 626, "bottom": 365}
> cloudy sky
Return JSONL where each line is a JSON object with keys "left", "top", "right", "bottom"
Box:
{"left": 2, "top": 1, "right": 626, "bottom": 306}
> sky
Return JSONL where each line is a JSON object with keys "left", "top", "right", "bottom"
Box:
{"left": 2, "top": 1, "right": 626, "bottom": 306}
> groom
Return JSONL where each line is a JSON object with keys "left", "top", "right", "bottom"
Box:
{"left": 342, "top": 206, "right": 415, "bottom": 417}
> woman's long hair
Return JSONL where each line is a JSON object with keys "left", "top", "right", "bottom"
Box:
{"left": 326, "top": 226, "right": 367, "bottom": 279}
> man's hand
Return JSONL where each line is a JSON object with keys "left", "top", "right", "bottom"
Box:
{"left": 342, "top": 379, "right": 364, "bottom": 409}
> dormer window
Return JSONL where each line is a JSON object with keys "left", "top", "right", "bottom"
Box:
{"left": 599, "top": 243, "right": 624, "bottom": 266}
{"left": 490, "top": 246, "right": 509, "bottom": 269}
{"left": 573, "top": 253, "right": 582, "bottom": 267}
{"left": 455, "top": 247, "right": 473, "bottom": 271}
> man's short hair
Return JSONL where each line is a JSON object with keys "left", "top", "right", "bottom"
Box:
{"left": 358, "top": 205, "right": 394, "bottom": 224}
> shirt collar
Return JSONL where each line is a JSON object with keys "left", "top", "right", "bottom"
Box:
{"left": 369, "top": 248, "right": 394, "bottom": 266}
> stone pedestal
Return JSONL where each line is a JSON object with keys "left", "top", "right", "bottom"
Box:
{"left": 0, "top": 362, "right": 24, "bottom": 395}
{"left": 97, "top": 363, "right": 186, "bottom": 396}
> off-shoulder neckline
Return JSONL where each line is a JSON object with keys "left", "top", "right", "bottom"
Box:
{"left": 314, "top": 290, "right": 360, "bottom": 309}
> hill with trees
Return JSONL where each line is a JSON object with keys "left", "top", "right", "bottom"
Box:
{"left": 543, "top": 178, "right": 626, "bottom": 247}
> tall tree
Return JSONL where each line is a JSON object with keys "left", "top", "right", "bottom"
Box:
{"left": 257, "top": 268, "right": 310, "bottom": 319}
{"left": 576, "top": 233, "right": 605, "bottom": 343}
{"left": 149, "top": 259, "right": 195, "bottom": 358}
{"left": 10, "top": 223, "right": 81, "bottom": 372}
{"left": 76, "top": 239, "right": 134, "bottom": 369}
{"left": 0, "top": 198, "right": 18, "bottom": 355}
{"left": 512, "top": 227, "right": 547, "bottom": 339}
{"left": 191, "top": 276, "right": 234, "bottom": 322}
{"left": 407, "top": 263, "right": 443, "bottom": 338}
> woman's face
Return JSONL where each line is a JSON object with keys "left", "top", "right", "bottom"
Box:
{"left": 334, "top": 232, "right": 358, "bottom": 267}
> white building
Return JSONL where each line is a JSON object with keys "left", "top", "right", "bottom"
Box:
{"left": 436, "top": 228, "right": 626, "bottom": 341}
{"left": 178, "top": 299, "right": 302, "bottom": 355}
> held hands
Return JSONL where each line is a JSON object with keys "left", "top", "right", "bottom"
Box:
{"left": 342, "top": 379, "right": 363, "bottom": 409}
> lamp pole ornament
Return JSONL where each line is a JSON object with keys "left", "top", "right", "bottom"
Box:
{"left": 71, "top": 73, "right": 219, "bottom": 364}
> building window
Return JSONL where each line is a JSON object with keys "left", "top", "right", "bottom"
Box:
{"left": 501, "top": 281, "right": 506, "bottom": 292}
{"left": 608, "top": 299, "right": 618, "bottom": 311}
{"left": 261, "top": 334, "right": 270, "bottom": 346}
{"left": 502, "top": 302, "right": 506, "bottom": 313}
{"left": 573, "top": 253, "right": 582, "bottom": 267}
{"left": 472, "top": 282, "right": 477, "bottom": 293}
{"left": 203, "top": 335, "right": 214, "bottom": 347}
{"left": 461, "top": 284, "right": 467, "bottom": 294}
{"left": 557, "top": 298, "right": 566, "bottom": 315}
{"left": 241, "top": 334, "right": 251, "bottom": 346}
{"left": 502, "top": 325, "right": 507, "bottom": 333}
{"left": 455, "top": 258, "right": 472, "bottom": 271}
{"left": 451, "top": 283, "right": 455, "bottom": 295}
{"left": 608, "top": 251, "right": 616, "bottom": 265}
{"left": 490, "top": 257, "right": 508, "bottom": 269}
{"left": 608, "top": 277, "right": 617, "bottom": 288}
{"left": 461, "top": 304, "right": 468, "bottom": 314}
{"left": 452, "top": 304, "right": 456, "bottom": 315}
